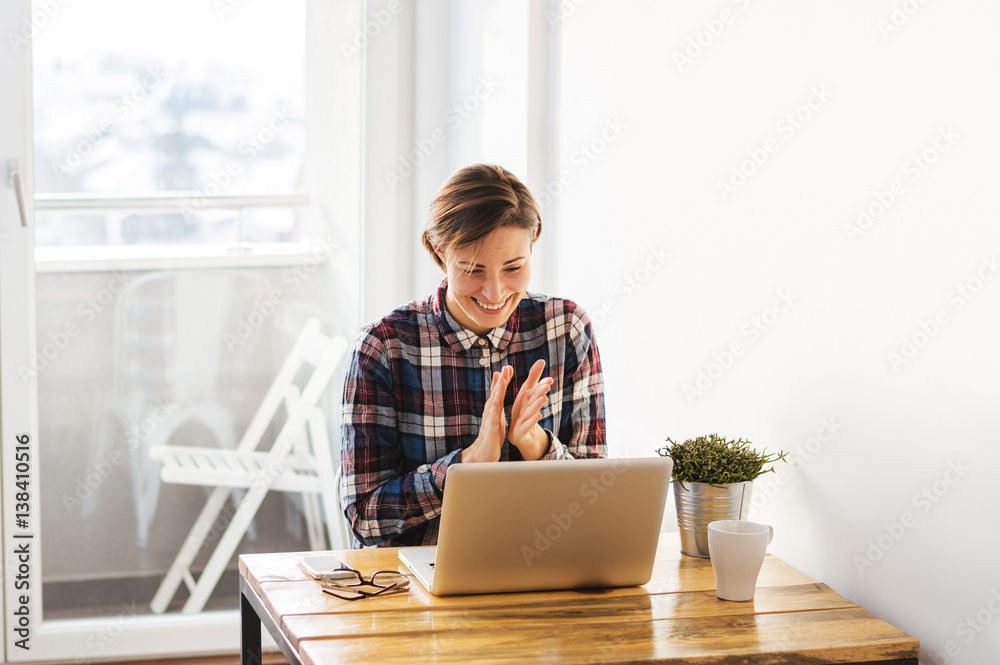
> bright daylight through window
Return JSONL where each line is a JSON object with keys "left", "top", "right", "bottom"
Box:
{"left": 29, "top": 0, "right": 320, "bottom": 625}
{"left": 33, "top": 0, "right": 306, "bottom": 249}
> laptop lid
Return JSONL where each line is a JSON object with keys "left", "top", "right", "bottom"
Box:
{"left": 402, "top": 456, "right": 672, "bottom": 596}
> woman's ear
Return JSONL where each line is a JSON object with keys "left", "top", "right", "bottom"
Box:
{"left": 433, "top": 246, "right": 446, "bottom": 266}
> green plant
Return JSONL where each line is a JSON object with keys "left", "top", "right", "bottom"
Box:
{"left": 656, "top": 433, "right": 788, "bottom": 487}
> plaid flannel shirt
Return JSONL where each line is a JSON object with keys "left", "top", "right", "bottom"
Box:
{"left": 340, "top": 279, "right": 607, "bottom": 547}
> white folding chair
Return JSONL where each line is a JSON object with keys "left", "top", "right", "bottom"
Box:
{"left": 148, "top": 318, "right": 346, "bottom": 614}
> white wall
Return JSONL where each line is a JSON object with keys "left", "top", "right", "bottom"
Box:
{"left": 553, "top": 1, "right": 1000, "bottom": 664}
{"left": 366, "top": 1, "right": 998, "bottom": 662}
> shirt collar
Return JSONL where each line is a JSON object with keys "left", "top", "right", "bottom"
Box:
{"left": 432, "top": 278, "right": 518, "bottom": 353}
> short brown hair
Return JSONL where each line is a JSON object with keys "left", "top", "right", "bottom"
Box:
{"left": 422, "top": 164, "right": 541, "bottom": 270}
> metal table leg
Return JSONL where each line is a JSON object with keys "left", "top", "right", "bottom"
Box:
{"left": 240, "top": 586, "right": 262, "bottom": 665}
{"left": 240, "top": 574, "right": 303, "bottom": 665}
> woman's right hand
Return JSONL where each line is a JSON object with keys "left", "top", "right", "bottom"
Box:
{"left": 461, "top": 366, "right": 512, "bottom": 463}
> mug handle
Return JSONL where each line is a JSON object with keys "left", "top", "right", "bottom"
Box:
{"left": 765, "top": 524, "right": 774, "bottom": 545}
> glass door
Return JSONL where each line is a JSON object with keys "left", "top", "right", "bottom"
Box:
{"left": 1, "top": 0, "right": 361, "bottom": 660}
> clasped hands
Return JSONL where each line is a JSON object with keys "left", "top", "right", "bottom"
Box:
{"left": 461, "top": 359, "right": 552, "bottom": 463}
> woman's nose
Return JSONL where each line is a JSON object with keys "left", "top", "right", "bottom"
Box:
{"left": 482, "top": 273, "right": 503, "bottom": 302}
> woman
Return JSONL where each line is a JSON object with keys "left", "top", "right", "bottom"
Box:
{"left": 341, "top": 164, "right": 606, "bottom": 547}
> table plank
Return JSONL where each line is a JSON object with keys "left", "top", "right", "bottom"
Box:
{"left": 283, "top": 583, "right": 855, "bottom": 645}
{"left": 299, "top": 606, "right": 919, "bottom": 665}
{"left": 240, "top": 548, "right": 416, "bottom": 623}
{"left": 240, "top": 548, "right": 403, "bottom": 585}
{"left": 242, "top": 533, "right": 917, "bottom": 665}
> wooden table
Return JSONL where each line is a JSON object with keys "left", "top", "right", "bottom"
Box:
{"left": 239, "top": 533, "right": 918, "bottom": 665}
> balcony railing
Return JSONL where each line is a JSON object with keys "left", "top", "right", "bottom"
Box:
{"left": 33, "top": 192, "right": 315, "bottom": 272}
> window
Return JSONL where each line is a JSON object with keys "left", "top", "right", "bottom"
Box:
{"left": 33, "top": 0, "right": 308, "bottom": 250}
{"left": 0, "top": 0, "right": 360, "bottom": 658}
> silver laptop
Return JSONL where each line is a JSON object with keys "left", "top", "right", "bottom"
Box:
{"left": 399, "top": 456, "right": 672, "bottom": 596}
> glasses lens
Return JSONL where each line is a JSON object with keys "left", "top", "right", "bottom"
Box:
{"left": 370, "top": 571, "right": 409, "bottom": 589}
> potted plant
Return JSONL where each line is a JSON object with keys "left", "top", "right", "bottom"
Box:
{"left": 657, "top": 434, "right": 787, "bottom": 558}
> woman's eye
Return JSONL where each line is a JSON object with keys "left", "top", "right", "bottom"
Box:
{"left": 505, "top": 266, "right": 522, "bottom": 273}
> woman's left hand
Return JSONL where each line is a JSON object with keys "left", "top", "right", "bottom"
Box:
{"left": 508, "top": 358, "right": 553, "bottom": 460}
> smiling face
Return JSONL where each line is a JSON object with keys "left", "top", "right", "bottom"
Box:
{"left": 441, "top": 226, "right": 533, "bottom": 336}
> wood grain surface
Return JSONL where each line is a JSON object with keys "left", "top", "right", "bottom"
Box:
{"left": 239, "top": 533, "right": 919, "bottom": 665}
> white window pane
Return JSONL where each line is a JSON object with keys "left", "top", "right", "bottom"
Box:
{"left": 31, "top": 0, "right": 321, "bottom": 622}
{"left": 33, "top": 0, "right": 306, "bottom": 246}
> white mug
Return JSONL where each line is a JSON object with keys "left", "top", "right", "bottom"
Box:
{"left": 707, "top": 520, "right": 774, "bottom": 602}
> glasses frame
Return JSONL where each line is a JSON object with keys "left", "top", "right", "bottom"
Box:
{"left": 319, "top": 568, "right": 410, "bottom": 601}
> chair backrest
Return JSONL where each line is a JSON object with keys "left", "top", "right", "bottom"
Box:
{"left": 235, "top": 318, "right": 345, "bottom": 457}
{"left": 111, "top": 269, "right": 274, "bottom": 403}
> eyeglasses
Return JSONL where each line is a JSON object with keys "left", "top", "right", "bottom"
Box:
{"left": 319, "top": 568, "right": 410, "bottom": 601}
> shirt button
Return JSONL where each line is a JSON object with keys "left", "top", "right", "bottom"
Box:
{"left": 477, "top": 338, "right": 487, "bottom": 347}
{"left": 479, "top": 358, "right": 489, "bottom": 367}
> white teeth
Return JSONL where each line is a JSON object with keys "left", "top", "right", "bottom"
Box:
{"left": 475, "top": 297, "right": 506, "bottom": 311}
